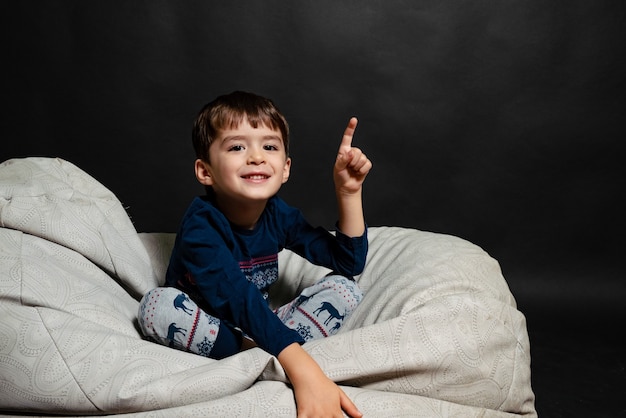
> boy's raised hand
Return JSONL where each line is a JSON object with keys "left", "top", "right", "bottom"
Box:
{"left": 334, "top": 117, "right": 372, "bottom": 195}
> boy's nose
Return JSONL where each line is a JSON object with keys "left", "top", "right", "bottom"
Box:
{"left": 247, "top": 149, "right": 265, "bottom": 164}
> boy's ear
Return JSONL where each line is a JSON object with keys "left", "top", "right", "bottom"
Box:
{"left": 282, "top": 157, "right": 292, "bottom": 184}
{"left": 195, "top": 159, "right": 214, "bottom": 186}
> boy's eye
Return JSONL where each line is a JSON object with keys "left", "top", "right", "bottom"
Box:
{"left": 228, "top": 145, "right": 244, "bottom": 152}
{"left": 263, "top": 144, "right": 279, "bottom": 151}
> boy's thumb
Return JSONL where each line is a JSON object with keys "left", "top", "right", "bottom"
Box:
{"left": 335, "top": 151, "right": 350, "bottom": 170}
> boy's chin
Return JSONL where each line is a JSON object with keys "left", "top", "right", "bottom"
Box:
{"left": 237, "top": 191, "right": 278, "bottom": 203}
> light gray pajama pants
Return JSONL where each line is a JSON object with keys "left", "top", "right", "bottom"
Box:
{"left": 138, "top": 275, "right": 363, "bottom": 359}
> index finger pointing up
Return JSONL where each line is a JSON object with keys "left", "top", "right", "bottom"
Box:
{"left": 339, "top": 117, "right": 358, "bottom": 150}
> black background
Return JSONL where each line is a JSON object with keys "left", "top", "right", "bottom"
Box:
{"left": 3, "top": 1, "right": 625, "bottom": 416}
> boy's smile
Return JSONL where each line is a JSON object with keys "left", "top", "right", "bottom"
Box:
{"left": 195, "top": 118, "right": 291, "bottom": 224}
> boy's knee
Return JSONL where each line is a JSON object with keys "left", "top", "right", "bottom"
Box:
{"left": 137, "top": 287, "right": 241, "bottom": 359}
{"left": 279, "top": 274, "right": 364, "bottom": 341}
{"left": 138, "top": 287, "right": 193, "bottom": 345}
{"left": 321, "top": 274, "right": 364, "bottom": 306}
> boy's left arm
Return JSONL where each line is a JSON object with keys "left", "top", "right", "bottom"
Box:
{"left": 334, "top": 117, "right": 372, "bottom": 237}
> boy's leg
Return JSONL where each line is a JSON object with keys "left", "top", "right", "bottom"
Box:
{"left": 138, "top": 287, "right": 241, "bottom": 359}
{"left": 274, "top": 275, "right": 363, "bottom": 342}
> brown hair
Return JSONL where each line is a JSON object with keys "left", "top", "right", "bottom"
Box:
{"left": 192, "top": 91, "right": 290, "bottom": 162}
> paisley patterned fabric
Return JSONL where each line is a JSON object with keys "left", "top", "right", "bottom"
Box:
{"left": 0, "top": 157, "right": 536, "bottom": 416}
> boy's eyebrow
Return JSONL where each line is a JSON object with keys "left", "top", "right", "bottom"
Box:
{"left": 262, "top": 135, "right": 283, "bottom": 141}
{"left": 220, "top": 135, "right": 244, "bottom": 143}
{"left": 220, "top": 134, "right": 283, "bottom": 142}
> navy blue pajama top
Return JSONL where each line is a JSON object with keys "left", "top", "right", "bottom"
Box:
{"left": 165, "top": 195, "right": 368, "bottom": 357}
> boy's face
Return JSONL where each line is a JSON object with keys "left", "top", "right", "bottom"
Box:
{"left": 197, "top": 118, "right": 291, "bottom": 205}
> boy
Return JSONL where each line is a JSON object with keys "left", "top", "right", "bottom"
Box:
{"left": 138, "top": 91, "right": 372, "bottom": 417}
